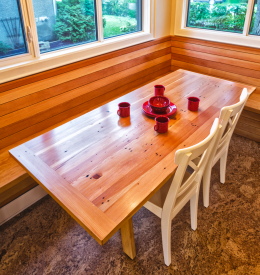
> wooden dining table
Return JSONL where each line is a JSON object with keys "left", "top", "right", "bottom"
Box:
{"left": 10, "top": 69, "right": 255, "bottom": 259}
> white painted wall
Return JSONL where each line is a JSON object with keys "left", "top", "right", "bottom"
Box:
{"left": 170, "top": 0, "right": 176, "bottom": 36}
{"left": 154, "top": 0, "right": 172, "bottom": 38}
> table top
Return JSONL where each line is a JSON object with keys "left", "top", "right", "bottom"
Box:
{"left": 10, "top": 70, "right": 256, "bottom": 245}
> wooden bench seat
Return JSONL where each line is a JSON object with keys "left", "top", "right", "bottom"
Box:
{"left": 1, "top": 35, "right": 260, "bottom": 221}
{"left": 0, "top": 37, "right": 173, "bottom": 213}
{"left": 0, "top": 150, "right": 34, "bottom": 208}
{"left": 1, "top": 76, "right": 259, "bottom": 212}
{"left": 171, "top": 36, "right": 260, "bottom": 143}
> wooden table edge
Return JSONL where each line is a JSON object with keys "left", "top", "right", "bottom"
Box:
{"left": 9, "top": 143, "right": 177, "bottom": 247}
{"left": 9, "top": 144, "right": 119, "bottom": 246}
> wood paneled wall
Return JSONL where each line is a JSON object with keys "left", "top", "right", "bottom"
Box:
{"left": 171, "top": 36, "right": 260, "bottom": 142}
{"left": 1, "top": 34, "right": 260, "bottom": 208}
{"left": 0, "top": 36, "right": 172, "bottom": 151}
{"left": 0, "top": 36, "right": 172, "bottom": 207}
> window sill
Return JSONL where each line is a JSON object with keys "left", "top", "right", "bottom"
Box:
{"left": 0, "top": 31, "right": 154, "bottom": 85}
{"left": 174, "top": 0, "right": 260, "bottom": 50}
{"left": 174, "top": 27, "right": 260, "bottom": 49}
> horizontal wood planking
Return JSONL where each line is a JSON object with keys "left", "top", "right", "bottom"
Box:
{"left": 0, "top": 58, "right": 171, "bottom": 142}
{"left": 0, "top": 38, "right": 171, "bottom": 150}
{"left": 1, "top": 54, "right": 171, "bottom": 130}
{"left": 0, "top": 37, "right": 171, "bottom": 209}
{"left": 0, "top": 177, "right": 37, "bottom": 208}
{"left": 171, "top": 36, "right": 260, "bottom": 142}
{"left": 0, "top": 48, "right": 171, "bottom": 117}
{"left": 0, "top": 150, "right": 29, "bottom": 190}
{"left": 241, "top": 109, "right": 260, "bottom": 121}
{"left": 171, "top": 47, "right": 260, "bottom": 72}
{"left": 238, "top": 116, "right": 260, "bottom": 129}
{"left": 0, "top": 65, "right": 170, "bottom": 208}
{"left": 170, "top": 60, "right": 260, "bottom": 114}
{"left": 0, "top": 63, "right": 171, "bottom": 150}
{"left": 234, "top": 128, "right": 260, "bottom": 142}
{"left": 0, "top": 36, "right": 171, "bottom": 93}
{"left": 171, "top": 40, "right": 260, "bottom": 64}
{"left": 10, "top": 70, "right": 249, "bottom": 245}
{"left": 0, "top": 42, "right": 171, "bottom": 106}
{"left": 237, "top": 99, "right": 260, "bottom": 142}
{"left": 236, "top": 121, "right": 260, "bottom": 136}
{"left": 171, "top": 36, "right": 260, "bottom": 115}
{"left": 171, "top": 36, "right": 260, "bottom": 56}
{"left": 171, "top": 53, "right": 260, "bottom": 80}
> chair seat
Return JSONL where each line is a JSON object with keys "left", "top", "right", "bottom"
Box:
{"left": 143, "top": 118, "right": 221, "bottom": 266}
{"left": 148, "top": 171, "right": 192, "bottom": 209}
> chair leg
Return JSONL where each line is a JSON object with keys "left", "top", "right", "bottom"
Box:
{"left": 203, "top": 165, "right": 212, "bottom": 208}
{"left": 190, "top": 192, "right": 199, "bottom": 231}
{"left": 220, "top": 150, "right": 228, "bottom": 184}
{"left": 161, "top": 218, "right": 172, "bottom": 266}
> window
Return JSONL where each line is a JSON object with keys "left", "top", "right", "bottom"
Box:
{"left": 32, "top": 0, "right": 98, "bottom": 53}
{"left": 0, "top": 0, "right": 143, "bottom": 59}
{"left": 102, "top": 0, "right": 142, "bottom": 39}
{"left": 1, "top": 0, "right": 153, "bottom": 84}
{"left": 249, "top": 0, "right": 260, "bottom": 35}
{"left": 0, "top": 0, "right": 27, "bottom": 59}
{"left": 187, "top": 0, "right": 249, "bottom": 34}
{"left": 173, "top": 0, "right": 260, "bottom": 48}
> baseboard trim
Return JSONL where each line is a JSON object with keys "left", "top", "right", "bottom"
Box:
{"left": 0, "top": 185, "right": 47, "bottom": 226}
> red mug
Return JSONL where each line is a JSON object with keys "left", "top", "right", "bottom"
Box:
{"left": 117, "top": 102, "right": 130, "bottom": 117}
{"left": 154, "top": 85, "right": 165, "bottom": 96}
{"left": 188, "top": 97, "right": 200, "bottom": 111}
{"left": 154, "top": 116, "right": 169, "bottom": 133}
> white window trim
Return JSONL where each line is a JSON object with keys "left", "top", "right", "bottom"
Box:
{"left": 174, "top": 0, "right": 260, "bottom": 49}
{"left": 0, "top": 0, "right": 154, "bottom": 84}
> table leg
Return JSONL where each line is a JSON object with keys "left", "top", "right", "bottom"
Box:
{"left": 120, "top": 218, "right": 136, "bottom": 259}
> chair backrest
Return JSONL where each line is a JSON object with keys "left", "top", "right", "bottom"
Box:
{"left": 217, "top": 88, "right": 249, "bottom": 151}
{"left": 162, "top": 118, "right": 222, "bottom": 217}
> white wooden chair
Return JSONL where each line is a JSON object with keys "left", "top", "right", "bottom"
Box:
{"left": 144, "top": 118, "right": 222, "bottom": 266}
{"left": 203, "top": 88, "right": 250, "bottom": 208}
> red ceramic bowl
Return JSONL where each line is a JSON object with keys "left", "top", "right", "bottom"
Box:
{"left": 148, "top": 96, "right": 170, "bottom": 113}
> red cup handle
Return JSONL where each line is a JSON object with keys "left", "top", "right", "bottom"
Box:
{"left": 154, "top": 125, "right": 158, "bottom": 131}
{"left": 117, "top": 110, "right": 121, "bottom": 116}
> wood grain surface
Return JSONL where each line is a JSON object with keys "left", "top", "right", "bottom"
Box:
{"left": 10, "top": 70, "right": 256, "bottom": 246}
{"left": 0, "top": 64, "right": 170, "bottom": 208}
{"left": 171, "top": 36, "right": 260, "bottom": 114}
{"left": 171, "top": 36, "right": 260, "bottom": 142}
{"left": 0, "top": 37, "right": 171, "bottom": 149}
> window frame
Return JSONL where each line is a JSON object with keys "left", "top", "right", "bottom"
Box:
{"left": 0, "top": 0, "right": 154, "bottom": 84}
{"left": 0, "top": 0, "right": 37, "bottom": 67}
{"left": 174, "top": 0, "right": 260, "bottom": 49}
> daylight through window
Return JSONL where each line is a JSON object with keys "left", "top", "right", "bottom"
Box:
{"left": 102, "top": 0, "right": 142, "bottom": 39}
{"left": 0, "top": 0, "right": 143, "bottom": 59}
{"left": 187, "top": 0, "right": 249, "bottom": 33}
{"left": 32, "top": 0, "right": 98, "bottom": 53}
{"left": 249, "top": 0, "right": 260, "bottom": 35}
{"left": 0, "top": 0, "right": 27, "bottom": 59}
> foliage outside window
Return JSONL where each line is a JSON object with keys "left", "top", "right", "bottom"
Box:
{"left": 187, "top": 0, "right": 249, "bottom": 33}
{"left": 249, "top": 0, "right": 260, "bottom": 35}
{"left": 102, "top": 0, "right": 142, "bottom": 39}
{"left": 0, "top": 0, "right": 27, "bottom": 59}
{"left": 32, "top": 0, "right": 98, "bottom": 53}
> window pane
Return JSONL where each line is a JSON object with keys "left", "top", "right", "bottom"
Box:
{"left": 187, "top": 0, "right": 248, "bottom": 34}
{"left": 0, "top": 0, "right": 27, "bottom": 59}
{"left": 32, "top": 0, "right": 98, "bottom": 53}
{"left": 249, "top": 0, "right": 260, "bottom": 35}
{"left": 102, "top": 0, "right": 142, "bottom": 39}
